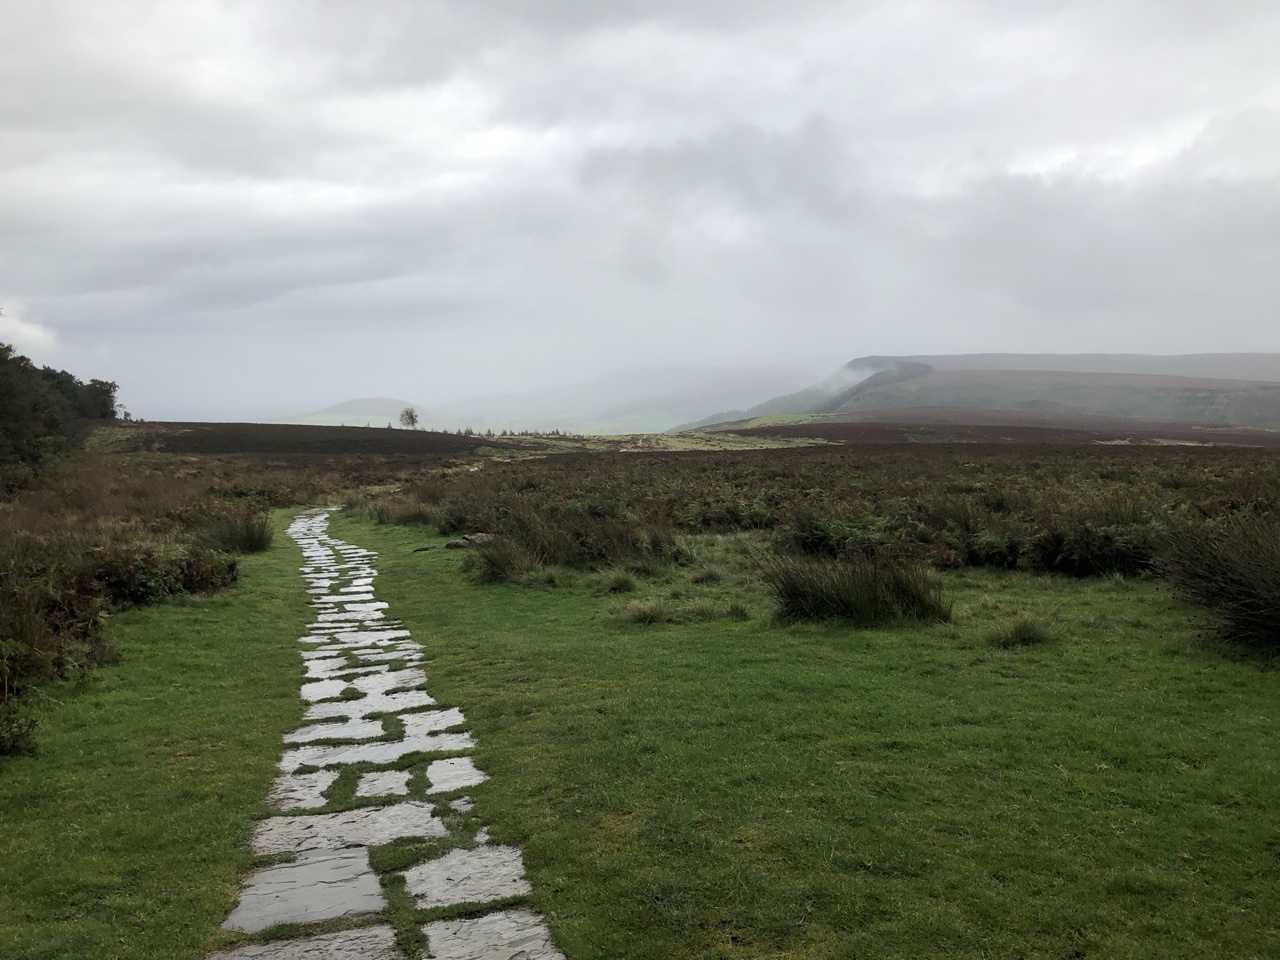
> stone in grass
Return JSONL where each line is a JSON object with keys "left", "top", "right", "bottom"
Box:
{"left": 422, "top": 908, "right": 565, "bottom": 960}
{"left": 355, "top": 769, "right": 411, "bottom": 797}
{"left": 425, "top": 757, "right": 487, "bottom": 794}
{"left": 221, "top": 848, "right": 385, "bottom": 933}
{"left": 300, "top": 679, "right": 349, "bottom": 703}
{"left": 305, "top": 689, "right": 435, "bottom": 722}
{"left": 279, "top": 731, "right": 475, "bottom": 772}
{"left": 267, "top": 771, "right": 339, "bottom": 811}
{"left": 252, "top": 800, "right": 447, "bottom": 854}
{"left": 449, "top": 796, "right": 474, "bottom": 813}
{"left": 284, "top": 718, "right": 384, "bottom": 744}
{"left": 400, "top": 708, "right": 466, "bottom": 737}
{"left": 351, "top": 668, "right": 426, "bottom": 695}
{"left": 208, "top": 924, "right": 400, "bottom": 959}
{"left": 403, "top": 845, "right": 530, "bottom": 909}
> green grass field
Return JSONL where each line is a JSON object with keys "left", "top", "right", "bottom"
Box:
{"left": 332, "top": 514, "right": 1280, "bottom": 960}
{"left": 0, "top": 513, "right": 308, "bottom": 960}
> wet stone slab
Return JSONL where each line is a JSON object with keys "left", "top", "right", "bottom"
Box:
{"left": 352, "top": 669, "right": 426, "bottom": 695}
{"left": 426, "top": 756, "right": 488, "bottom": 794}
{"left": 253, "top": 800, "right": 447, "bottom": 854}
{"left": 400, "top": 708, "right": 466, "bottom": 737}
{"left": 355, "top": 770, "right": 412, "bottom": 797}
{"left": 299, "top": 679, "right": 351, "bottom": 702}
{"left": 221, "top": 848, "right": 385, "bottom": 933}
{"left": 403, "top": 845, "right": 530, "bottom": 909}
{"left": 422, "top": 908, "right": 565, "bottom": 960}
{"left": 284, "top": 718, "right": 384, "bottom": 744}
{"left": 280, "top": 731, "right": 474, "bottom": 771}
{"left": 268, "top": 771, "right": 339, "bottom": 811}
{"left": 305, "top": 689, "right": 436, "bottom": 722}
{"left": 208, "top": 925, "right": 400, "bottom": 959}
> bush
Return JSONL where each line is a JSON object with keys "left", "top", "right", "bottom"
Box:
{"left": 757, "top": 554, "right": 951, "bottom": 626}
{"left": 1159, "top": 513, "right": 1280, "bottom": 647}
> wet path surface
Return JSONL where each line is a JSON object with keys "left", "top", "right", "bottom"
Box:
{"left": 211, "top": 509, "right": 564, "bottom": 960}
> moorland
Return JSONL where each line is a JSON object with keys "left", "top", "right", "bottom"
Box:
{"left": 2, "top": 400, "right": 1279, "bottom": 957}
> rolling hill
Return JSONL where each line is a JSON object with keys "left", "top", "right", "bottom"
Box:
{"left": 683, "top": 354, "right": 1280, "bottom": 433}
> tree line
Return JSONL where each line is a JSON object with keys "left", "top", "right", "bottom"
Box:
{"left": 0, "top": 340, "right": 119, "bottom": 484}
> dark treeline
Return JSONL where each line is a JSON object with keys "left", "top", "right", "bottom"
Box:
{"left": 0, "top": 341, "right": 119, "bottom": 492}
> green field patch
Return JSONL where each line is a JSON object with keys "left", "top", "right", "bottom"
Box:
{"left": 334, "top": 515, "right": 1280, "bottom": 959}
{"left": 0, "top": 519, "right": 308, "bottom": 960}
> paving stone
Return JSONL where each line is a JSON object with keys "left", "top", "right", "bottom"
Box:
{"left": 268, "top": 771, "right": 339, "bottom": 811}
{"left": 355, "top": 770, "right": 412, "bottom": 797}
{"left": 285, "top": 718, "right": 384, "bottom": 744}
{"left": 312, "top": 594, "right": 375, "bottom": 604}
{"left": 422, "top": 909, "right": 565, "bottom": 960}
{"left": 208, "top": 924, "right": 400, "bottom": 959}
{"left": 449, "top": 797, "right": 474, "bottom": 813}
{"left": 404, "top": 846, "right": 531, "bottom": 909}
{"left": 400, "top": 708, "right": 466, "bottom": 737}
{"left": 305, "top": 689, "right": 436, "bottom": 722}
{"left": 342, "top": 602, "right": 388, "bottom": 612}
{"left": 303, "top": 657, "right": 353, "bottom": 678}
{"left": 253, "top": 800, "right": 447, "bottom": 854}
{"left": 280, "top": 731, "right": 474, "bottom": 771}
{"left": 475, "top": 826, "right": 490, "bottom": 844}
{"left": 426, "top": 756, "right": 487, "bottom": 794}
{"left": 314, "top": 610, "right": 386, "bottom": 624}
{"left": 222, "top": 848, "right": 385, "bottom": 933}
{"left": 300, "top": 679, "right": 350, "bottom": 702}
{"left": 352, "top": 669, "right": 426, "bottom": 695}
{"left": 353, "top": 650, "right": 423, "bottom": 665}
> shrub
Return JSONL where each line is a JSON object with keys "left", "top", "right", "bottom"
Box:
{"left": 988, "top": 614, "right": 1055, "bottom": 648}
{"left": 177, "top": 549, "right": 238, "bottom": 594}
{"left": 756, "top": 554, "right": 951, "bottom": 626}
{"left": 1159, "top": 513, "right": 1280, "bottom": 647}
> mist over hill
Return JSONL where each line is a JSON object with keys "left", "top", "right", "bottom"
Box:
{"left": 681, "top": 354, "right": 1280, "bottom": 432}
{"left": 288, "top": 365, "right": 818, "bottom": 435}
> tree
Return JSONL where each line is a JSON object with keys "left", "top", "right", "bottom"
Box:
{"left": 399, "top": 406, "right": 419, "bottom": 430}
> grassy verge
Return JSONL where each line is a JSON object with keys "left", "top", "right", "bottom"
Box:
{"left": 0, "top": 510, "right": 307, "bottom": 960}
{"left": 332, "top": 514, "right": 1280, "bottom": 959}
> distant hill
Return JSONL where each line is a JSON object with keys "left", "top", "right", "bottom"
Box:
{"left": 284, "top": 397, "right": 439, "bottom": 429}
{"left": 685, "top": 354, "right": 1280, "bottom": 432}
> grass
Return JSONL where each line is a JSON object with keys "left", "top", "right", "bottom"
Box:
{"left": 0, "top": 511, "right": 308, "bottom": 960}
{"left": 331, "top": 513, "right": 1280, "bottom": 959}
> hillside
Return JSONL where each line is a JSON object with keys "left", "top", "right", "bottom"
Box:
{"left": 284, "top": 397, "right": 438, "bottom": 428}
{"left": 686, "top": 355, "right": 1280, "bottom": 432}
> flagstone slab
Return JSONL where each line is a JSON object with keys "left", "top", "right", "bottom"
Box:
{"left": 401, "top": 708, "right": 466, "bottom": 737}
{"left": 300, "top": 679, "right": 350, "bottom": 702}
{"left": 208, "top": 924, "right": 400, "bottom": 959}
{"left": 252, "top": 800, "right": 447, "bottom": 854}
{"left": 426, "top": 757, "right": 487, "bottom": 794}
{"left": 352, "top": 669, "right": 426, "bottom": 695}
{"left": 305, "top": 689, "right": 436, "bottom": 722}
{"left": 285, "top": 718, "right": 384, "bottom": 744}
{"left": 280, "top": 731, "right": 474, "bottom": 771}
{"left": 422, "top": 909, "right": 565, "bottom": 960}
{"left": 404, "top": 846, "right": 530, "bottom": 909}
{"left": 222, "top": 848, "right": 385, "bottom": 933}
{"left": 268, "top": 771, "right": 339, "bottom": 811}
{"left": 355, "top": 770, "right": 412, "bottom": 797}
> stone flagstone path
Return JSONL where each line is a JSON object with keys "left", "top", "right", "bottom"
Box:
{"left": 211, "top": 508, "right": 565, "bottom": 960}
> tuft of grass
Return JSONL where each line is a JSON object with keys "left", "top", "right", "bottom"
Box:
{"left": 689, "top": 566, "right": 724, "bottom": 585}
{"left": 596, "top": 569, "right": 638, "bottom": 594}
{"left": 756, "top": 553, "right": 951, "bottom": 626}
{"left": 201, "top": 509, "right": 274, "bottom": 554}
{"left": 614, "top": 598, "right": 670, "bottom": 624}
{"left": 987, "top": 613, "right": 1056, "bottom": 648}
{"left": 464, "top": 539, "right": 545, "bottom": 585}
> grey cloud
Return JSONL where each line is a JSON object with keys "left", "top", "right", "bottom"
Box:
{"left": 4, "top": 0, "right": 1280, "bottom": 420}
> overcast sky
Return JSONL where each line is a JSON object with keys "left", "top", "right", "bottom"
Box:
{"left": 3, "top": 1, "right": 1280, "bottom": 420}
